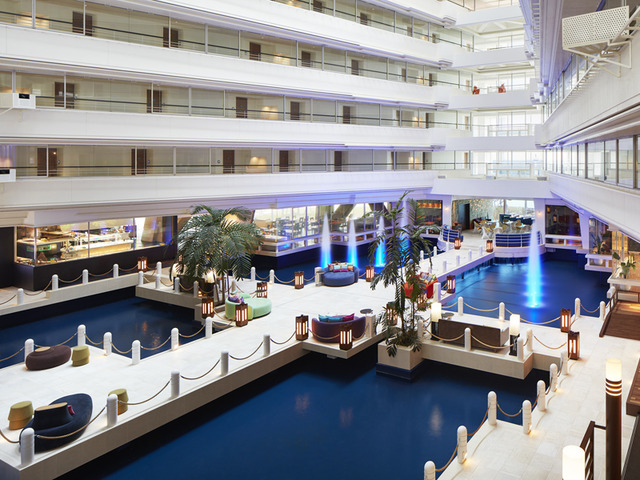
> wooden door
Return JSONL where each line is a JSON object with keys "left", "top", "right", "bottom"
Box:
{"left": 428, "top": 73, "right": 435, "bottom": 86}
{"left": 279, "top": 151, "right": 289, "bottom": 172}
{"left": 223, "top": 150, "right": 235, "bottom": 174}
{"left": 131, "top": 149, "right": 147, "bottom": 175}
{"left": 146, "top": 90, "right": 162, "bottom": 113}
{"left": 301, "top": 51, "right": 311, "bottom": 68}
{"left": 334, "top": 151, "right": 343, "bottom": 172}
{"left": 342, "top": 106, "right": 351, "bottom": 124}
{"left": 37, "top": 148, "right": 58, "bottom": 176}
{"left": 360, "top": 13, "right": 369, "bottom": 25}
{"left": 351, "top": 59, "right": 360, "bottom": 76}
{"left": 55, "top": 82, "right": 74, "bottom": 109}
{"left": 163, "top": 27, "right": 178, "bottom": 48}
{"left": 290, "top": 101, "right": 300, "bottom": 121}
{"left": 249, "top": 42, "right": 261, "bottom": 61}
{"left": 236, "top": 97, "right": 248, "bottom": 118}
{"left": 73, "top": 12, "right": 93, "bottom": 36}
{"left": 312, "top": 0, "right": 323, "bottom": 12}
{"left": 401, "top": 68, "right": 407, "bottom": 82}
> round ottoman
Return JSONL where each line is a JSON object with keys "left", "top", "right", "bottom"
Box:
{"left": 108, "top": 388, "right": 128, "bottom": 415}
{"left": 71, "top": 346, "right": 90, "bottom": 367}
{"left": 25, "top": 345, "right": 71, "bottom": 371}
{"left": 249, "top": 298, "right": 272, "bottom": 318}
{"left": 8, "top": 401, "right": 33, "bottom": 430}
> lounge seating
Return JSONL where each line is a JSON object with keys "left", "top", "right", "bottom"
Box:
{"left": 311, "top": 315, "right": 366, "bottom": 342}
{"left": 320, "top": 263, "right": 359, "bottom": 287}
{"left": 25, "top": 345, "right": 71, "bottom": 371}
{"left": 225, "top": 292, "right": 272, "bottom": 320}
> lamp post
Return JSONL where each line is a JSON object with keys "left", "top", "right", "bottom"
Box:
{"left": 509, "top": 314, "right": 520, "bottom": 356}
{"left": 235, "top": 303, "right": 249, "bottom": 327}
{"left": 561, "top": 308, "right": 571, "bottom": 333}
{"left": 454, "top": 237, "right": 461, "bottom": 250}
{"left": 137, "top": 256, "right": 147, "bottom": 272}
{"left": 201, "top": 298, "right": 215, "bottom": 317}
{"left": 339, "top": 324, "right": 353, "bottom": 350}
{"left": 606, "top": 358, "right": 622, "bottom": 480}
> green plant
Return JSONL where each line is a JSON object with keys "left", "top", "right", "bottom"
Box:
{"left": 368, "top": 192, "right": 433, "bottom": 357}
{"left": 175, "top": 205, "right": 263, "bottom": 299}
{"left": 613, "top": 252, "right": 635, "bottom": 278}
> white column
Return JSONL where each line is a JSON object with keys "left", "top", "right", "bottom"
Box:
{"left": 171, "top": 328, "right": 179, "bottom": 351}
{"left": 132, "top": 340, "right": 140, "bottom": 365}
{"left": 499, "top": 302, "right": 505, "bottom": 321}
{"left": 155, "top": 274, "right": 161, "bottom": 289}
{"left": 192, "top": 280, "right": 199, "bottom": 297}
{"left": 17, "top": 288, "right": 24, "bottom": 305}
{"left": 574, "top": 298, "right": 581, "bottom": 320}
{"left": 550, "top": 363, "right": 558, "bottom": 391}
{"left": 24, "top": 339, "right": 34, "bottom": 362}
{"left": 457, "top": 426, "right": 467, "bottom": 463}
{"left": 464, "top": 327, "right": 471, "bottom": 351}
{"left": 424, "top": 461, "right": 435, "bottom": 480}
{"left": 113, "top": 264, "right": 119, "bottom": 278}
{"left": 315, "top": 266, "right": 323, "bottom": 286}
{"left": 250, "top": 266, "right": 256, "bottom": 281}
{"left": 138, "top": 271, "right": 144, "bottom": 286}
{"left": 174, "top": 277, "right": 180, "bottom": 293}
{"left": 104, "top": 332, "right": 112, "bottom": 356}
{"left": 488, "top": 391, "right": 497, "bottom": 426}
{"left": 537, "top": 380, "right": 546, "bottom": 412}
{"left": 561, "top": 351, "right": 569, "bottom": 375}
{"left": 156, "top": 261, "right": 162, "bottom": 277}
{"left": 600, "top": 301, "right": 606, "bottom": 321}
{"left": 20, "top": 428, "right": 35, "bottom": 466}
{"left": 269, "top": 269, "right": 275, "bottom": 284}
{"left": 171, "top": 370, "right": 180, "bottom": 398}
{"left": 263, "top": 334, "right": 271, "bottom": 357}
{"left": 522, "top": 400, "right": 531, "bottom": 434}
{"left": 107, "top": 394, "right": 118, "bottom": 427}
{"left": 517, "top": 337, "right": 524, "bottom": 361}
{"left": 77, "top": 325, "right": 86, "bottom": 346}
{"left": 458, "top": 297, "right": 464, "bottom": 315}
{"left": 434, "top": 283, "right": 441, "bottom": 302}
{"left": 82, "top": 269, "right": 89, "bottom": 285}
{"left": 52, "top": 274, "right": 59, "bottom": 291}
{"left": 205, "top": 317, "right": 213, "bottom": 338}
{"left": 417, "top": 319, "right": 424, "bottom": 339}
{"left": 220, "top": 351, "right": 229, "bottom": 375}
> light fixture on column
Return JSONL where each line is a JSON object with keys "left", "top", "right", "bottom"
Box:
{"left": 294, "top": 271, "right": 304, "bottom": 289}
{"left": 568, "top": 330, "right": 580, "bottom": 360}
{"left": 606, "top": 358, "right": 622, "bottom": 480}
{"left": 365, "top": 265, "right": 375, "bottom": 282}
{"left": 486, "top": 240, "right": 494, "bottom": 253}
{"left": 446, "top": 275, "right": 456, "bottom": 294}
{"left": 137, "top": 256, "right": 147, "bottom": 272}
{"left": 509, "top": 314, "right": 520, "bottom": 356}
{"left": 295, "top": 315, "right": 309, "bottom": 341}
{"left": 561, "top": 308, "right": 571, "bottom": 333}
{"left": 339, "top": 324, "right": 353, "bottom": 350}
{"left": 431, "top": 302, "right": 441, "bottom": 338}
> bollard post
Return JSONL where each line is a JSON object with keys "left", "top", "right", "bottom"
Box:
{"left": 155, "top": 272, "right": 161, "bottom": 289}
{"left": 52, "top": 274, "right": 59, "bottom": 291}
{"left": 171, "top": 370, "right": 180, "bottom": 398}
{"left": 457, "top": 426, "right": 468, "bottom": 464}
{"left": 517, "top": 337, "right": 524, "bottom": 361}
{"left": 193, "top": 280, "right": 199, "bottom": 298}
{"left": 420, "top": 250, "right": 424, "bottom": 261}
{"left": 104, "top": 332, "right": 112, "bottom": 356}
{"left": 174, "top": 277, "right": 180, "bottom": 293}
{"left": 600, "top": 301, "right": 606, "bottom": 321}
{"left": 77, "top": 325, "right": 86, "bottom": 346}
{"left": 464, "top": 327, "right": 471, "bottom": 351}
{"left": 263, "top": 335, "right": 270, "bottom": 357}
{"left": 107, "top": 394, "right": 118, "bottom": 427}
{"left": 230, "top": 278, "right": 238, "bottom": 293}
{"left": 82, "top": 269, "right": 89, "bottom": 285}
{"left": 550, "top": 364, "right": 558, "bottom": 391}
{"left": 478, "top": 245, "right": 483, "bottom": 256}
{"left": 561, "top": 351, "right": 568, "bottom": 375}
{"left": 366, "top": 313, "right": 375, "bottom": 337}
{"left": 468, "top": 250, "right": 472, "bottom": 262}
{"left": 526, "top": 329, "right": 533, "bottom": 353}
{"left": 456, "top": 255, "right": 461, "bottom": 267}
{"left": 442, "top": 260, "right": 447, "bottom": 273}
{"left": 269, "top": 269, "right": 275, "bottom": 284}
{"left": 138, "top": 271, "right": 144, "bottom": 286}
{"left": 171, "top": 328, "right": 179, "bottom": 351}
{"left": 417, "top": 319, "right": 424, "bottom": 339}
{"left": 315, "top": 266, "right": 323, "bottom": 286}
{"left": 522, "top": 400, "right": 531, "bottom": 434}
{"left": 424, "top": 461, "right": 435, "bottom": 480}
{"left": 20, "top": 428, "right": 35, "bottom": 466}
{"left": 24, "top": 339, "right": 34, "bottom": 362}
{"left": 488, "top": 391, "right": 497, "bottom": 426}
{"left": 251, "top": 266, "right": 256, "bottom": 281}
{"left": 113, "top": 264, "right": 119, "bottom": 278}
{"left": 17, "top": 288, "right": 24, "bottom": 305}
{"left": 156, "top": 261, "right": 162, "bottom": 277}
{"left": 458, "top": 297, "right": 464, "bottom": 315}
{"left": 205, "top": 317, "right": 213, "bottom": 338}
{"left": 220, "top": 351, "right": 229, "bottom": 376}
{"left": 537, "top": 380, "right": 546, "bottom": 412}
{"left": 499, "top": 302, "right": 505, "bottom": 321}
{"left": 132, "top": 340, "right": 140, "bottom": 365}
{"left": 574, "top": 298, "right": 581, "bottom": 320}
{"left": 434, "top": 283, "right": 441, "bottom": 302}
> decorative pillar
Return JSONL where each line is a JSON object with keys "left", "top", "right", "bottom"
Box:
{"left": 606, "top": 358, "right": 622, "bottom": 480}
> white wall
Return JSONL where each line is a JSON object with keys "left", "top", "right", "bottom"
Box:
{"left": 446, "top": 135, "right": 536, "bottom": 151}
{"left": 448, "top": 90, "right": 533, "bottom": 110}
{"left": 452, "top": 47, "right": 528, "bottom": 69}
{"left": 430, "top": 177, "right": 553, "bottom": 199}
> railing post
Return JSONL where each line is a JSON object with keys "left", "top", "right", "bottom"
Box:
{"left": 315, "top": 266, "right": 323, "bottom": 286}
{"left": 366, "top": 313, "right": 375, "bottom": 337}
{"left": 77, "top": 325, "right": 86, "bottom": 346}
{"left": 561, "top": 351, "right": 568, "bottom": 375}
{"left": 457, "top": 426, "right": 467, "bottom": 463}
{"left": 107, "top": 394, "right": 118, "bottom": 427}
{"left": 517, "top": 337, "right": 524, "bottom": 361}
{"left": 113, "top": 264, "right": 119, "bottom": 278}
{"left": 138, "top": 271, "right": 144, "bottom": 286}
{"left": 17, "top": 288, "right": 24, "bottom": 305}
{"left": 24, "top": 339, "right": 34, "bottom": 362}
{"left": 464, "top": 327, "right": 471, "bottom": 351}
{"left": 269, "top": 269, "right": 275, "bottom": 284}
{"left": 104, "top": 332, "right": 112, "bottom": 356}
{"left": 171, "top": 370, "right": 180, "bottom": 398}
{"left": 192, "top": 280, "right": 199, "bottom": 297}
{"left": 550, "top": 363, "right": 558, "bottom": 391}
{"left": 20, "top": 428, "right": 35, "bottom": 466}
{"left": 575, "top": 298, "right": 581, "bottom": 319}
{"left": 458, "top": 297, "right": 464, "bottom": 315}
{"left": 251, "top": 266, "right": 256, "bottom": 281}
{"left": 82, "top": 269, "right": 89, "bottom": 285}
{"left": 263, "top": 334, "right": 270, "bottom": 357}
{"left": 52, "top": 274, "right": 59, "bottom": 291}
{"left": 424, "top": 461, "right": 435, "bottom": 480}
{"left": 600, "top": 301, "right": 606, "bottom": 321}
{"left": 205, "top": 317, "right": 213, "bottom": 338}
{"left": 171, "top": 328, "right": 179, "bottom": 351}
{"left": 434, "top": 283, "right": 441, "bottom": 302}
{"left": 132, "top": 340, "right": 140, "bottom": 365}
{"left": 526, "top": 328, "right": 533, "bottom": 353}
{"left": 156, "top": 261, "right": 162, "bottom": 277}
{"left": 537, "top": 380, "right": 546, "bottom": 412}
{"left": 488, "top": 391, "right": 497, "bottom": 426}
{"left": 417, "top": 319, "right": 424, "bottom": 339}
{"left": 220, "top": 351, "right": 229, "bottom": 375}
{"left": 420, "top": 250, "right": 424, "bottom": 261}
{"left": 155, "top": 273, "right": 161, "bottom": 289}
{"left": 522, "top": 400, "right": 531, "bottom": 434}
{"left": 499, "top": 302, "right": 505, "bottom": 321}
{"left": 174, "top": 277, "right": 180, "bottom": 293}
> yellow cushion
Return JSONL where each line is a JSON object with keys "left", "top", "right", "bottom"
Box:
{"left": 8, "top": 401, "right": 33, "bottom": 430}
{"left": 108, "top": 388, "right": 129, "bottom": 415}
{"left": 71, "top": 345, "right": 90, "bottom": 366}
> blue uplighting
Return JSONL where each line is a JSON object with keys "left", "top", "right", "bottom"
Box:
{"left": 347, "top": 219, "right": 358, "bottom": 267}
{"left": 526, "top": 225, "right": 542, "bottom": 308}
{"left": 375, "top": 218, "right": 385, "bottom": 267}
{"left": 320, "top": 213, "right": 331, "bottom": 268}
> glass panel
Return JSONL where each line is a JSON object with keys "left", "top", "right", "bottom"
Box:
{"left": 300, "top": 150, "right": 325, "bottom": 172}
{"left": 37, "top": 223, "right": 89, "bottom": 263}
{"left": 191, "top": 88, "right": 224, "bottom": 116}
{"left": 15, "top": 226, "right": 35, "bottom": 265}
{"left": 587, "top": 141, "right": 603, "bottom": 180}
{"left": 292, "top": 207, "right": 307, "bottom": 238}
{"left": 156, "top": 84, "right": 188, "bottom": 115}
{"left": 312, "top": 99, "right": 336, "bottom": 123}
{"left": 0, "top": 0, "right": 32, "bottom": 25}
{"left": 176, "top": 148, "right": 209, "bottom": 174}
{"left": 171, "top": 18, "right": 205, "bottom": 52}
{"left": 14, "top": 145, "right": 39, "bottom": 177}
{"left": 619, "top": 137, "right": 633, "bottom": 187}
{"left": 335, "top": 0, "right": 356, "bottom": 21}
{"left": 87, "top": 218, "right": 136, "bottom": 257}
{"left": 208, "top": 25, "right": 239, "bottom": 56}
{"left": 15, "top": 72, "right": 61, "bottom": 108}
{"left": 604, "top": 140, "right": 616, "bottom": 184}
{"left": 416, "top": 200, "right": 442, "bottom": 226}
{"left": 546, "top": 205, "right": 580, "bottom": 236}
{"left": 35, "top": 0, "right": 81, "bottom": 34}
{"left": 324, "top": 48, "right": 346, "bottom": 73}
{"left": 373, "top": 150, "right": 392, "bottom": 171}
{"left": 0, "top": 71, "right": 11, "bottom": 92}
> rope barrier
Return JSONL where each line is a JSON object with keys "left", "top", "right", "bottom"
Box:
{"left": 464, "top": 303, "right": 499, "bottom": 312}
{"left": 435, "top": 445, "right": 458, "bottom": 472}
{"left": 59, "top": 274, "right": 84, "bottom": 284}
{"left": 35, "top": 332, "right": 78, "bottom": 349}
{"left": 119, "top": 264, "right": 139, "bottom": 272}
{"left": 581, "top": 304, "right": 600, "bottom": 314}
{"left": 467, "top": 406, "right": 489, "bottom": 437}
{"left": 533, "top": 336, "right": 567, "bottom": 350}
{"left": 428, "top": 332, "right": 466, "bottom": 342}
{"left": 179, "top": 325, "right": 205, "bottom": 339}
{"left": 181, "top": 359, "right": 221, "bottom": 381}
{"left": 88, "top": 268, "right": 113, "bottom": 278}
{"left": 140, "top": 335, "right": 172, "bottom": 351}
{"left": 159, "top": 278, "right": 173, "bottom": 287}
{"left": 497, "top": 403, "right": 522, "bottom": 418}
{"left": 84, "top": 334, "right": 103, "bottom": 346}
{"left": 24, "top": 280, "right": 52, "bottom": 296}
{"left": 273, "top": 275, "right": 295, "bottom": 284}
{"left": 37, "top": 405, "right": 107, "bottom": 440}
{"left": 270, "top": 331, "right": 296, "bottom": 345}
{"left": 0, "top": 294, "right": 17, "bottom": 306}
{"left": 470, "top": 334, "right": 513, "bottom": 350}
{"left": 254, "top": 273, "right": 269, "bottom": 280}
{"left": 441, "top": 300, "right": 458, "bottom": 309}
{"left": 229, "top": 342, "right": 264, "bottom": 361}
{"left": 0, "top": 427, "right": 20, "bottom": 444}
{"left": 110, "top": 342, "right": 133, "bottom": 355}
{"left": 122, "top": 380, "right": 171, "bottom": 406}
{"left": 0, "top": 346, "right": 25, "bottom": 363}
{"left": 179, "top": 282, "right": 194, "bottom": 291}
{"left": 505, "top": 308, "right": 559, "bottom": 325}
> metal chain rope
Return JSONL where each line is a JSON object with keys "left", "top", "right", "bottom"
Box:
{"left": 0, "top": 346, "right": 25, "bottom": 363}
{"left": 464, "top": 303, "right": 499, "bottom": 312}
{"left": 497, "top": 403, "right": 522, "bottom": 418}
{"left": 59, "top": 274, "right": 84, "bottom": 284}
{"left": 534, "top": 336, "right": 567, "bottom": 350}
{"left": 88, "top": 268, "right": 113, "bottom": 278}
{"left": 435, "top": 444, "right": 459, "bottom": 472}
{"left": 84, "top": 334, "right": 103, "bottom": 346}
{"left": 270, "top": 331, "right": 296, "bottom": 345}
{"left": 37, "top": 406, "right": 107, "bottom": 440}
{"left": 24, "top": 280, "right": 52, "bottom": 296}
{"left": 110, "top": 342, "right": 132, "bottom": 355}
{"left": 581, "top": 303, "right": 600, "bottom": 314}
{"left": 140, "top": 335, "right": 171, "bottom": 351}
{"left": 467, "top": 406, "right": 489, "bottom": 437}
{"left": 122, "top": 380, "right": 171, "bottom": 406}
{"left": 229, "top": 342, "right": 264, "bottom": 361}
{"left": 0, "top": 294, "right": 17, "bottom": 305}
{"left": 179, "top": 325, "right": 205, "bottom": 338}
{"left": 0, "top": 427, "right": 19, "bottom": 444}
{"left": 181, "top": 359, "right": 221, "bottom": 381}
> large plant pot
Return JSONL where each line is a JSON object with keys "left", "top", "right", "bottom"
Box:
{"left": 376, "top": 342, "right": 424, "bottom": 381}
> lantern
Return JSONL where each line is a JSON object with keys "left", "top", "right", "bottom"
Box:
{"left": 509, "top": 314, "right": 520, "bottom": 356}
{"left": 454, "top": 237, "right": 461, "bottom": 250}
{"left": 446, "top": 275, "right": 456, "bottom": 294}
{"left": 365, "top": 265, "right": 375, "bottom": 282}
{"left": 339, "top": 324, "right": 353, "bottom": 350}
{"left": 568, "top": 330, "right": 580, "bottom": 360}
{"left": 256, "top": 281, "right": 268, "bottom": 298}
{"left": 386, "top": 302, "right": 397, "bottom": 326}
{"left": 486, "top": 240, "right": 494, "bottom": 253}
{"left": 235, "top": 303, "right": 249, "bottom": 327}
{"left": 137, "top": 256, "right": 147, "bottom": 272}
{"left": 417, "top": 290, "right": 428, "bottom": 310}
{"left": 560, "top": 308, "right": 571, "bottom": 333}
{"left": 431, "top": 302, "right": 441, "bottom": 338}
{"left": 562, "top": 446, "right": 585, "bottom": 480}
{"left": 201, "top": 297, "right": 215, "bottom": 317}
{"left": 294, "top": 271, "right": 305, "bottom": 289}
{"left": 295, "top": 315, "right": 309, "bottom": 341}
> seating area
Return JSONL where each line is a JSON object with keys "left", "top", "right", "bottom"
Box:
{"left": 224, "top": 292, "right": 272, "bottom": 320}
{"left": 311, "top": 314, "right": 366, "bottom": 342}
{"left": 319, "top": 263, "right": 359, "bottom": 287}
{"left": 438, "top": 316, "right": 509, "bottom": 351}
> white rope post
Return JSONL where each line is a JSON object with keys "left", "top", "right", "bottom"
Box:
{"left": 468, "top": 250, "right": 472, "bottom": 262}
{"left": 171, "top": 370, "right": 180, "bottom": 398}
{"left": 174, "top": 277, "right": 180, "bottom": 293}
{"left": 537, "top": 380, "right": 546, "bottom": 412}
{"left": 269, "top": 269, "right": 275, "bottom": 284}
{"left": 457, "top": 426, "right": 467, "bottom": 464}
{"left": 499, "top": 302, "right": 505, "bottom": 321}
{"left": 561, "top": 351, "right": 568, "bottom": 375}
{"left": 132, "top": 340, "right": 140, "bottom": 365}
{"left": 17, "top": 288, "right": 24, "bottom": 305}
{"left": 434, "top": 283, "right": 441, "bottom": 302}
{"left": 424, "top": 461, "right": 435, "bottom": 480}
{"left": 488, "top": 391, "right": 497, "bottom": 426}
{"left": 220, "top": 351, "right": 229, "bottom": 376}
{"left": 442, "top": 260, "right": 447, "bottom": 272}
{"left": 20, "top": 428, "right": 34, "bottom": 466}
{"left": 104, "top": 332, "right": 112, "bottom": 356}
{"left": 458, "top": 297, "right": 464, "bottom": 315}
{"left": 315, "top": 266, "right": 323, "bottom": 286}
{"left": 456, "top": 255, "right": 461, "bottom": 267}
{"left": 171, "top": 328, "right": 179, "bottom": 351}
{"left": 526, "top": 328, "right": 533, "bottom": 353}
{"left": 230, "top": 278, "right": 238, "bottom": 293}
{"left": 600, "top": 301, "right": 606, "bottom": 321}
{"left": 156, "top": 261, "right": 162, "bottom": 277}
{"left": 113, "top": 264, "right": 119, "bottom": 278}
{"left": 155, "top": 273, "right": 161, "bottom": 289}
{"left": 478, "top": 245, "right": 483, "bottom": 256}
{"left": 263, "top": 334, "right": 271, "bottom": 357}
{"left": 82, "top": 269, "right": 89, "bottom": 285}
{"left": 550, "top": 363, "right": 558, "bottom": 391}
{"left": 574, "top": 298, "right": 581, "bottom": 320}
{"left": 522, "top": 400, "right": 531, "bottom": 434}
{"left": 366, "top": 313, "right": 375, "bottom": 337}
{"left": 464, "top": 327, "right": 471, "bottom": 351}
{"left": 77, "top": 325, "right": 86, "bottom": 346}
{"left": 420, "top": 250, "right": 424, "bottom": 261}
{"left": 250, "top": 266, "right": 256, "bottom": 281}
{"left": 205, "top": 317, "right": 213, "bottom": 338}
{"left": 138, "top": 271, "right": 144, "bottom": 286}
{"left": 107, "top": 394, "right": 118, "bottom": 427}
{"left": 52, "top": 274, "right": 59, "bottom": 291}
{"left": 192, "top": 280, "right": 199, "bottom": 298}
{"left": 517, "top": 337, "right": 524, "bottom": 361}
{"left": 24, "top": 339, "right": 34, "bottom": 362}
{"left": 417, "top": 319, "right": 424, "bottom": 339}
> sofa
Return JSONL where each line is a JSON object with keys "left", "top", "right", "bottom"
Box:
{"left": 225, "top": 292, "right": 272, "bottom": 320}
{"left": 319, "top": 263, "right": 359, "bottom": 287}
{"left": 403, "top": 273, "right": 437, "bottom": 299}
{"left": 312, "top": 315, "right": 366, "bottom": 342}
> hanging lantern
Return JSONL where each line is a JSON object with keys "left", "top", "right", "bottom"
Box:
{"left": 339, "top": 324, "right": 353, "bottom": 350}
{"left": 295, "top": 315, "right": 309, "bottom": 341}
{"left": 386, "top": 302, "right": 398, "bottom": 326}
{"left": 446, "top": 275, "right": 456, "bottom": 294}
{"left": 568, "top": 330, "right": 580, "bottom": 360}
{"left": 365, "top": 265, "right": 375, "bottom": 282}
{"left": 454, "top": 237, "right": 461, "bottom": 250}
{"left": 256, "top": 281, "right": 268, "bottom": 298}
{"left": 201, "top": 297, "right": 215, "bottom": 317}
{"left": 486, "top": 240, "right": 494, "bottom": 253}
{"left": 235, "top": 303, "right": 249, "bottom": 327}
{"left": 294, "top": 271, "right": 305, "bottom": 289}
{"left": 137, "top": 256, "right": 147, "bottom": 272}
{"left": 560, "top": 308, "right": 571, "bottom": 333}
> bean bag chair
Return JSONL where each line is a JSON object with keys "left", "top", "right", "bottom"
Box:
{"left": 25, "top": 345, "right": 71, "bottom": 371}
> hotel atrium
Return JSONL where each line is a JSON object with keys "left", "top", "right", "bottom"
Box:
{"left": 2, "top": 0, "right": 640, "bottom": 479}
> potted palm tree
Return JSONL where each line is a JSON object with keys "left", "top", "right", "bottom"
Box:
{"left": 369, "top": 192, "right": 433, "bottom": 371}
{"left": 174, "top": 205, "right": 263, "bottom": 303}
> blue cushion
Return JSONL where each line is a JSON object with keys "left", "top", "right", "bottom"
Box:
{"left": 319, "top": 315, "right": 343, "bottom": 323}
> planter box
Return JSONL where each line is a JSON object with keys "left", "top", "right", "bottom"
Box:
{"left": 376, "top": 342, "right": 424, "bottom": 381}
